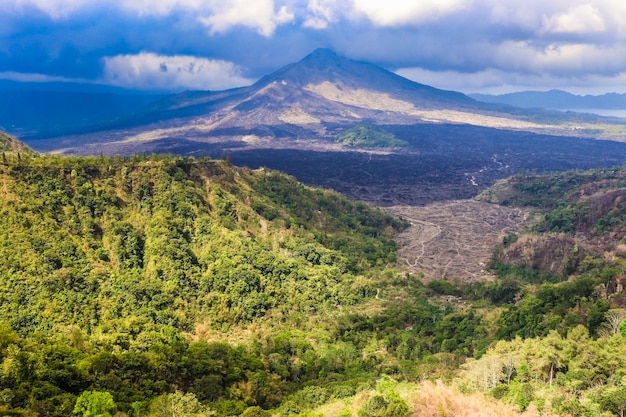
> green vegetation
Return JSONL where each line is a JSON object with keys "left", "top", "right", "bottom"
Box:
{"left": 0, "top": 152, "right": 416, "bottom": 416}
{"left": 460, "top": 326, "right": 626, "bottom": 417}
{"left": 0, "top": 132, "right": 35, "bottom": 155}
{"left": 336, "top": 124, "right": 408, "bottom": 148}
{"left": 476, "top": 168, "right": 626, "bottom": 208}
{"left": 464, "top": 165, "right": 626, "bottom": 415}
{"left": 0, "top": 153, "right": 404, "bottom": 335}
{"left": 2, "top": 139, "right": 626, "bottom": 416}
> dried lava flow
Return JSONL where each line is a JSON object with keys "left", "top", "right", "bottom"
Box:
{"left": 386, "top": 200, "right": 531, "bottom": 282}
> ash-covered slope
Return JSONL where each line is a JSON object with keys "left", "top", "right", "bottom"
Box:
{"left": 249, "top": 48, "right": 476, "bottom": 108}
{"left": 36, "top": 49, "right": 626, "bottom": 155}
{"left": 117, "top": 48, "right": 485, "bottom": 130}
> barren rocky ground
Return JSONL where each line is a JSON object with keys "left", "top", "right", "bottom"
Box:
{"left": 387, "top": 200, "right": 532, "bottom": 282}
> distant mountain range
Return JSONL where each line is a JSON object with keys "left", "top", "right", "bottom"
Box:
{"left": 5, "top": 49, "right": 626, "bottom": 155}
{"left": 471, "top": 90, "right": 626, "bottom": 111}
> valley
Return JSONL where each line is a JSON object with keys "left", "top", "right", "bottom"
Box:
{"left": 24, "top": 116, "right": 626, "bottom": 292}
{"left": 5, "top": 49, "right": 626, "bottom": 417}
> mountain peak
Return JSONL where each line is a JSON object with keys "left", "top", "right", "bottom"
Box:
{"left": 259, "top": 48, "right": 400, "bottom": 89}
{"left": 292, "top": 48, "right": 348, "bottom": 73}
{"left": 301, "top": 48, "right": 340, "bottom": 63}
{"left": 306, "top": 48, "right": 338, "bottom": 58}
{"left": 254, "top": 48, "right": 473, "bottom": 106}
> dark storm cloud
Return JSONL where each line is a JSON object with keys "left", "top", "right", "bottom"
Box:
{"left": 2, "top": 1, "right": 626, "bottom": 94}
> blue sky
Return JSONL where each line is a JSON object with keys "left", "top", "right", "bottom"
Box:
{"left": 2, "top": 0, "right": 626, "bottom": 94}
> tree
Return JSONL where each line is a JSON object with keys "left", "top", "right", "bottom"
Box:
{"left": 492, "top": 338, "right": 522, "bottom": 384}
{"left": 73, "top": 391, "right": 116, "bottom": 417}
{"left": 603, "top": 309, "right": 626, "bottom": 336}
{"left": 170, "top": 391, "right": 214, "bottom": 417}
{"left": 240, "top": 406, "right": 271, "bottom": 417}
{"left": 600, "top": 386, "right": 626, "bottom": 417}
{"left": 149, "top": 392, "right": 215, "bottom": 417}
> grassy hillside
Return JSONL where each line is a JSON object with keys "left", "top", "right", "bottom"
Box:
{"left": 0, "top": 151, "right": 555, "bottom": 417}
{"left": 0, "top": 153, "right": 406, "bottom": 337}
{"left": 2, "top": 138, "right": 626, "bottom": 416}
{"left": 0, "top": 131, "right": 35, "bottom": 154}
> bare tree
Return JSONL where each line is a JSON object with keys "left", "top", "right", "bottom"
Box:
{"left": 601, "top": 309, "right": 626, "bottom": 336}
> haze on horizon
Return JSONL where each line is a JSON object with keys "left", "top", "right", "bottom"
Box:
{"left": 2, "top": 0, "right": 626, "bottom": 95}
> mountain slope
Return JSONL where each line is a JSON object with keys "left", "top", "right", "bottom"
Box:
{"left": 112, "top": 48, "right": 484, "bottom": 131}
{"left": 0, "top": 153, "right": 411, "bottom": 414}
{"left": 0, "top": 154, "right": 404, "bottom": 337}
{"left": 477, "top": 167, "right": 626, "bottom": 281}
{"left": 251, "top": 48, "right": 476, "bottom": 108}
{"left": 37, "top": 48, "right": 626, "bottom": 156}
{"left": 0, "top": 131, "right": 35, "bottom": 154}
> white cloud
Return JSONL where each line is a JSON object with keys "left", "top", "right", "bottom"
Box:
{"left": 303, "top": 0, "right": 338, "bottom": 29}
{"left": 487, "top": 2, "right": 544, "bottom": 32}
{"left": 350, "top": 0, "right": 469, "bottom": 26}
{"left": 396, "top": 66, "right": 626, "bottom": 95}
{"left": 102, "top": 52, "right": 254, "bottom": 91}
{"left": 5, "top": 0, "right": 626, "bottom": 95}
{"left": 11, "top": 0, "right": 89, "bottom": 19}
{"left": 198, "top": 0, "right": 295, "bottom": 36}
{"left": 490, "top": 41, "right": 626, "bottom": 75}
{"left": 120, "top": 0, "right": 206, "bottom": 16}
{"left": 302, "top": 17, "right": 328, "bottom": 29}
{"left": 543, "top": 4, "right": 606, "bottom": 34}
{"left": 5, "top": 0, "right": 297, "bottom": 36}
{"left": 0, "top": 71, "right": 87, "bottom": 83}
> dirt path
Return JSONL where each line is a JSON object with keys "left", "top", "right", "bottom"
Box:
{"left": 386, "top": 200, "right": 531, "bottom": 282}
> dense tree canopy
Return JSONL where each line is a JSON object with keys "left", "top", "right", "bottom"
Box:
{"left": 0, "top": 151, "right": 624, "bottom": 416}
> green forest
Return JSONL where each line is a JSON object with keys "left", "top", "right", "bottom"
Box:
{"left": 335, "top": 125, "right": 408, "bottom": 148}
{"left": 1, "top": 133, "right": 626, "bottom": 416}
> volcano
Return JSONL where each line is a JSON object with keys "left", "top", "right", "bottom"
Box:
{"left": 30, "top": 48, "right": 626, "bottom": 155}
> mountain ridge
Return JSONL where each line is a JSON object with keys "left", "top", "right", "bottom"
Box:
{"left": 8, "top": 48, "right": 626, "bottom": 156}
{"left": 254, "top": 48, "right": 476, "bottom": 107}
{"left": 0, "top": 131, "right": 35, "bottom": 154}
{"left": 471, "top": 89, "right": 626, "bottom": 111}
{"left": 22, "top": 48, "right": 599, "bottom": 153}
{"left": 123, "top": 48, "right": 483, "bottom": 125}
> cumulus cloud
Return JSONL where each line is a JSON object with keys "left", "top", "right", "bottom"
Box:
{"left": 349, "top": 0, "right": 468, "bottom": 26}
{"left": 102, "top": 52, "right": 254, "bottom": 91}
{"left": 303, "top": 0, "right": 341, "bottom": 29}
{"left": 198, "top": 0, "right": 295, "bottom": 36}
{"left": 489, "top": 41, "right": 626, "bottom": 76}
{"left": 4, "top": 0, "right": 626, "bottom": 94}
{"left": 543, "top": 4, "right": 606, "bottom": 34}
